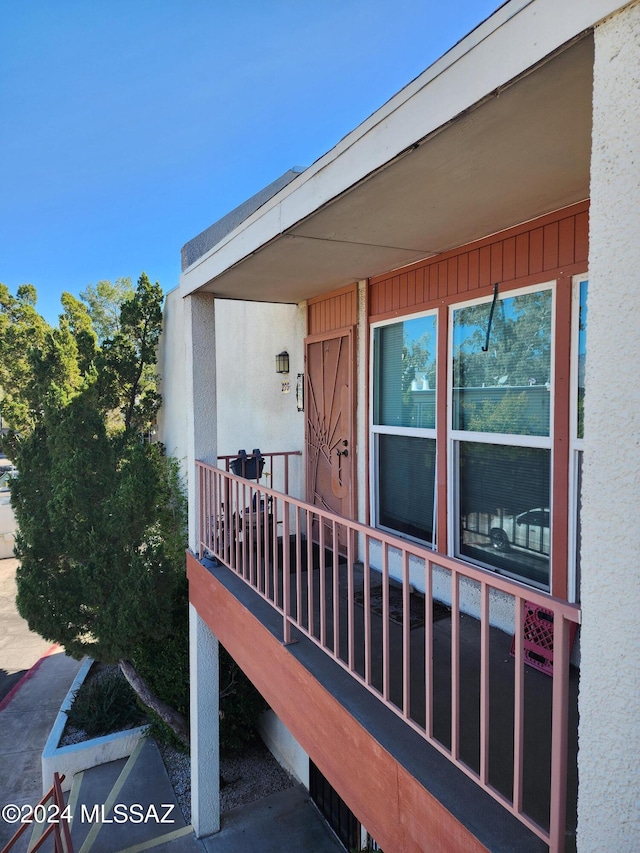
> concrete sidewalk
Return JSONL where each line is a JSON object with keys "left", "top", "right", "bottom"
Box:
{"left": 0, "top": 649, "right": 83, "bottom": 849}
{"left": 63, "top": 738, "right": 202, "bottom": 853}
{"left": 0, "top": 557, "right": 59, "bottom": 703}
{"left": 201, "top": 786, "right": 344, "bottom": 853}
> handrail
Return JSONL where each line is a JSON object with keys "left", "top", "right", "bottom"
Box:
{"left": 217, "top": 451, "right": 301, "bottom": 497}
{"left": 196, "top": 458, "right": 580, "bottom": 852}
{"left": 1, "top": 772, "right": 73, "bottom": 853}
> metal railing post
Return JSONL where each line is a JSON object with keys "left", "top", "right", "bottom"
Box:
{"left": 283, "top": 501, "right": 292, "bottom": 643}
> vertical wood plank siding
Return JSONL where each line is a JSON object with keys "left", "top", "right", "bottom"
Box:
{"left": 308, "top": 283, "right": 358, "bottom": 335}
{"left": 368, "top": 202, "right": 589, "bottom": 317}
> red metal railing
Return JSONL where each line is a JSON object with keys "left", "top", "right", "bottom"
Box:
{"left": 196, "top": 458, "right": 580, "bottom": 852}
{"left": 1, "top": 773, "right": 73, "bottom": 853}
{"left": 216, "top": 451, "right": 301, "bottom": 497}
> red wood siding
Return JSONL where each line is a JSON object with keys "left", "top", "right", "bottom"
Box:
{"left": 369, "top": 202, "right": 589, "bottom": 318}
{"left": 188, "top": 553, "right": 490, "bottom": 853}
{"left": 308, "top": 283, "right": 358, "bottom": 335}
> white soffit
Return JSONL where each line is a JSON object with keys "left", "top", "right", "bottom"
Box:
{"left": 180, "top": 0, "right": 611, "bottom": 303}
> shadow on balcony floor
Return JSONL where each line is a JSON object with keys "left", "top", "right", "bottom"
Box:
{"left": 215, "top": 536, "right": 578, "bottom": 852}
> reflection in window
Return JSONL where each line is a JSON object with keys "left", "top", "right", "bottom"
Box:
{"left": 378, "top": 434, "right": 436, "bottom": 544}
{"left": 457, "top": 441, "right": 551, "bottom": 589}
{"left": 372, "top": 313, "right": 437, "bottom": 545}
{"left": 453, "top": 289, "right": 552, "bottom": 436}
{"left": 374, "top": 315, "right": 437, "bottom": 430}
{"left": 572, "top": 278, "right": 587, "bottom": 601}
{"left": 575, "top": 452, "right": 583, "bottom": 597}
{"left": 577, "top": 280, "right": 588, "bottom": 440}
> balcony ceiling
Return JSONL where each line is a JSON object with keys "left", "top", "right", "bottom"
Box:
{"left": 192, "top": 35, "right": 593, "bottom": 304}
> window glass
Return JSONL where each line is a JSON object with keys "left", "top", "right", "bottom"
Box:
{"left": 378, "top": 434, "right": 435, "bottom": 544}
{"left": 575, "top": 451, "right": 583, "bottom": 596}
{"left": 577, "top": 280, "right": 588, "bottom": 439}
{"left": 373, "top": 315, "right": 437, "bottom": 429}
{"left": 453, "top": 289, "right": 552, "bottom": 436}
{"left": 457, "top": 441, "right": 550, "bottom": 589}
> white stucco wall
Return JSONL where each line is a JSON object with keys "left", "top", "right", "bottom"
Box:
{"left": 258, "top": 709, "right": 310, "bottom": 787}
{"left": 157, "top": 287, "right": 189, "bottom": 480}
{"left": 159, "top": 292, "right": 306, "bottom": 495}
{"left": 214, "top": 299, "right": 306, "bottom": 499}
{"left": 578, "top": 4, "right": 640, "bottom": 851}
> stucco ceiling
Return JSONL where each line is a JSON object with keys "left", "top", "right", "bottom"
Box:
{"left": 196, "top": 35, "right": 593, "bottom": 303}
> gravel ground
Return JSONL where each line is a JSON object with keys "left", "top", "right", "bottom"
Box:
{"left": 59, "top": 663, "right": 146, "bottom": 747}
{"left": 157, "top": 738, "right": 295, "bottom": 825}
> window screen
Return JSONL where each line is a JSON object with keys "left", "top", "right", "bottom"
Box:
{"left": 378, "top": 434, "right": 436, "bottom": 544}
{"left": 457, "top": 442, "right": 550, "bottom": 588}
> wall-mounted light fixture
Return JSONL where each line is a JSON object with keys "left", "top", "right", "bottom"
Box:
{"left": 275, "top": 351, "right": 290, "bottom": 374}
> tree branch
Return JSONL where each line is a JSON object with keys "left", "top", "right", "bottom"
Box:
{"left": 119, "top": 659, "right": 189, "bottom": 748}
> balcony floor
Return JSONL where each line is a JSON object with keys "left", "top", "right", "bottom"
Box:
{"left": 204, "top": 536, "right": 578, "bottom": 851}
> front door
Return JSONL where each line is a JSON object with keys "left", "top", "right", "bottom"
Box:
{"left": 305, "top": 327, "right": 356, "bottom": 528}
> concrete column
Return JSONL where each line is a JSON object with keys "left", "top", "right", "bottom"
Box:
{"left": 189, "top": 604, "right": 220, "bottom": 837}
{"left": 184, "top": 291, "right": 220, "bottom": 836}
{"left": 184, "top": 292, "right": 217, "bottom": 552}
{"left": 156, "top": 288, "right": 189, "bottom": 482}
{"left": 578, "top": 4, "right": 640, "bottom": 851}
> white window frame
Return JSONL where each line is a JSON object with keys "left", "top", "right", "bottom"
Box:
{"left": 447, "top": 281, "right": 556, "bottom": 591}
{"left": 568, "top": 273, "right": 588, "bottom": 603}
{"left": 369, "top": 309, "right": 438, "bottom": 547}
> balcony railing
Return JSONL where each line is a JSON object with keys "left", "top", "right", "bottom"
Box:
{"left": 196, "top": 456, "right": 581, "bottom": 852}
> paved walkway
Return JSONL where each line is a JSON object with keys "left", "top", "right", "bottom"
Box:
{"left": 201, "top": 786, "right": 343, "bottom": 853}
{"left": 0, "top": 649, "right": 83, "bottom": 849}
{"left": 0, "top": 557, "right": 58, "bottom": 703}
{"left": 0, "top": 555, "right": 84, "bottom": 848}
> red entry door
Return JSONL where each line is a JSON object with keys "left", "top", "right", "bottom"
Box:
{"left": 305, "top": 327, "right": 356, "bottom": 524}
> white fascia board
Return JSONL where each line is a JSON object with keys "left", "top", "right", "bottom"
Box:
{"left": 180, "top": 0, "right": 628, "bottom": 298}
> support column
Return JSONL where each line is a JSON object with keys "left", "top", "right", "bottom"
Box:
{"left": 578, "top": 4, "right": 640, "bottom": 851}
{"left": 184, "top": 291, "right": 220, "bottom": 836}
{"left": 184, "top": 292, "right": 217, "bottom": 552}
{"left": 189, "top": 604, "right": 220, "bottom": 837}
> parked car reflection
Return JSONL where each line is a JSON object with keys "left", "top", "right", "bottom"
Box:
{"left": 489, "top": 507, "right": 550, "bottom": 555}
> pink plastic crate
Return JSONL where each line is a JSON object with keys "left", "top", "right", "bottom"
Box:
{"left": 510, "top": 601, "right": 576, "bottom": 677}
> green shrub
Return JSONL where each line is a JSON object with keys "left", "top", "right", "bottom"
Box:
{"left": 66, "top": 668, "right": 146, "bottom": 736}
{"left": 219, "top": 645, "right": 268, "bottom": 754}
{"left": 131, "top": 575, "right": 190, "bottom": 719}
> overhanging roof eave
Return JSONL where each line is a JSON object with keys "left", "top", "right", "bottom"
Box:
{"left": 178, "top": 0, "right": 617, "bottom": 303}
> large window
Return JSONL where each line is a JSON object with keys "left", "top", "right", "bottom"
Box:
{"left": 367, "top": 276, "right": 590, "bottom": 595}
{"left": 451, "top": 286, "right": 554, "bottom": 589}
{"left": 569, "top": 275, "right": 588, "bottom": 601}
{"left": 371, "top": 313, "right": 437, "bottom": 545}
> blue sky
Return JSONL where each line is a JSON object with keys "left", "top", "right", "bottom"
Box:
{"left": 1, "top": 0, "right": 500, "bottom": 325}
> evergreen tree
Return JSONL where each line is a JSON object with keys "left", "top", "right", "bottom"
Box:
{"left": 80, "top": 278, "right": 135, "bottom": 342}
{"left": 0, "top": 274, "right": 189, "bottom": 745}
